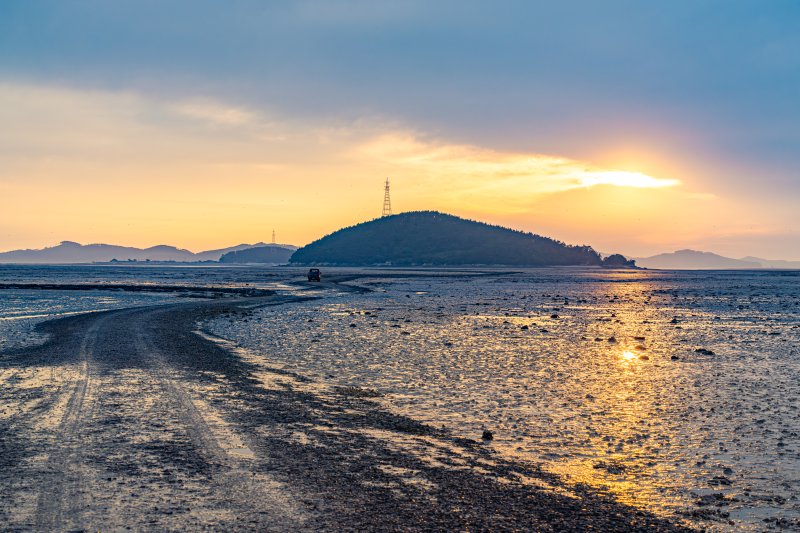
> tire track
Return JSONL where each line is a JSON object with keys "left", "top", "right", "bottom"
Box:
{"left": 34, "top": 315, "right": 105, "bottom": 531}
{"left": 133, "top": 317, "right": 308, "bottom": 530}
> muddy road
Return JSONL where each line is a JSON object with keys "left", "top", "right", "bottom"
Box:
{"left": 0, "top": 295, "right": 692, "bottom": 531}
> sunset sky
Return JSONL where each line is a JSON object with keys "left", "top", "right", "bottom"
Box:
{"left": 1, "top": 1, "right": 799, "bottom": 258}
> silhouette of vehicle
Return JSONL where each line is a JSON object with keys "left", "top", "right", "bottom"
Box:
{"left": 307, "top": 268, "right": 321, "bottom": 282}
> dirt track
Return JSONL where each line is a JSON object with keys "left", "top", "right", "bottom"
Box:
{"left": 0, "top": 295, "right": 693, "bottom": 531}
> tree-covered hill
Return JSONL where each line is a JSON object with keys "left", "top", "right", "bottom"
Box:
{"left": 290, "top": 211, "right": 607, "bottom": 267}
{"left": 219, "top": 245, "right": 296, "bottom": 264}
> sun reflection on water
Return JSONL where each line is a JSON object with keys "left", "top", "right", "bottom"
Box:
{"left": 206, "top": 268, "right": 800, "bottom": 530}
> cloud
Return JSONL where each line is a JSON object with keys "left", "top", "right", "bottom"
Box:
{"left": 0, "top": 80, "right": 791, "bottom": 259}
{"left": 172, "top": 98, "right": 259, "bottom": 126}
{"left": 353, "top": 133, "right": 681, "bottom": 210}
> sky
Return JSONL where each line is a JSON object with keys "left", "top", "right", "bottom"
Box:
{"left": 1, "top": 0, "right": 799, "bottom": 258}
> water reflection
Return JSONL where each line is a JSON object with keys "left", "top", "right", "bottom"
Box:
{"left": 207, "top": 269, "right": 800, "bottom": 531}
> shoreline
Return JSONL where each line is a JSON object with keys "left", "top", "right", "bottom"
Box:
{"left": 0, "top": 292, "right": 693, "bottom": 531}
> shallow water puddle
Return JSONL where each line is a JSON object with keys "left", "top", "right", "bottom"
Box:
{"left": 203, "top": 269, "right": 800, "bottom": 531}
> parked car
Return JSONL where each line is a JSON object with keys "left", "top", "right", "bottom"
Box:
{"left": 307, "top": 268, "right": 321, "bottom": 282}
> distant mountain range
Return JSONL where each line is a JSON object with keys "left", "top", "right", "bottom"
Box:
{"left": 635, "top": 249, "right": 800, "bottom": 270}
{"left": 290, "top": 211, "right": 631, "bottom": 267}
{"left": 0, "top": 241, "right": 294, "bottom": 264}
{"left": 5, "top": 232, "right": 796, "bottom": 270}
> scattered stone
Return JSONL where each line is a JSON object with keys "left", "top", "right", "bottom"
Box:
{"left": 481, "top": 429, "right": 494, "bottom": 441}
{"left": 608, "top": 336, "right": 617, "bottom": 343}
{"left": 708, "top": 475, "right": 733, "bottom": 486}
{"left": 695, "top": 348, "right": 716, "bottom": 355}
{"left": 593, "top": 460, "right": 626, "bottom": 474}
{"left": 334, "top": 386, "right": 382, "bottom": 398}
{"left": 550, "top": 314, "right": 559, "bottom": 319}
{"left": 696, "top": 493, "right": 728, "bottom": 507}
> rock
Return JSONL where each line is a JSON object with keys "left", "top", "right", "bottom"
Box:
{"left": 639, "top": 355, "right": 649, "bottom": 360}
{"left": 708, "top": 475, "right": 733, "bottom": 486}
{"left": 695, "top": 348, "right": 716, "bottom": 355}
{"left": 671, "top": 355, "right": 680, "bottom": 360}
{"left": 696, "top": 493, "right": 727, "bottom": 507}
{"left": 481, "top": 429, "right": 494, "bottom": 441}
{"left": 593, "top": 460, "right": 626, "bottom": 474}
{"left": 520, "top": 325, "right": 529, "bottom": 330}
{"left": 550, "top": 314, "right": 559, "bottom": 319}
{"left": 608, "top": 336, "right": 617, "bottom": 343}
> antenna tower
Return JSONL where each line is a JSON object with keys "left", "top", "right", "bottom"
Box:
{"left": 382, "top": 178, "right": 392, "bottom": 217}
{"left": 271, "top": 229, "right": 276, "bottom": 244}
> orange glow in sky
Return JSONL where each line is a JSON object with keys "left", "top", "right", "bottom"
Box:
{"left": 0, "top": 83, "right": 794, "bottom": 258}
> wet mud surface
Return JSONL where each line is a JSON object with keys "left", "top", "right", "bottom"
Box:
{"left": 207, "top": 269, "right": 800, "bottom": 531}
{"left": 0, "top": 293, "right": 691, "bottom": 531}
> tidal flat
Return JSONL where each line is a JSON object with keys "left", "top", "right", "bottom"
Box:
{"left": 205, "top": 267, "right": 800, "bottom": 531}
{"left": 0, "top": 265, "right": 798, "bottom": 530}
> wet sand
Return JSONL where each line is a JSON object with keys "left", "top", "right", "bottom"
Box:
{"left": 0, "top": 291, "right": 692, "bottom": 531}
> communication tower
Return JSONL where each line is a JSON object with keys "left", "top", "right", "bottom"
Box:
{"left": 382, "top": 178, "right": 392, "bottom": 217}
{"left": 272, "top": 229, "right": 276, "bottom": 244}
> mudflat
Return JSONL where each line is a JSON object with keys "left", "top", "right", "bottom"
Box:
{"left": 0, "top": 294, "right": 691, "bottom": 531}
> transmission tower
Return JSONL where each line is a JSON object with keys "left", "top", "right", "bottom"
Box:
{"left": 271, "top": 229, "right": 276, "bottom": 244}
{"left": 382, "top": 178, "right": 392, "bottom": 217}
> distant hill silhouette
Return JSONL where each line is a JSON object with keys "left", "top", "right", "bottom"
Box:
{"left": 219, "top": 245, "right": 296, "bottom": 264}
{"left": 0, "top": 241, "right": 282, "bottom": 263}
{"left": 740, "top": 256, "right": 800, "bottom": 269}
{"left": 290, "top": 211, "right": 610, "bottom": 267}
{"left": 636, "top": 250, "right": 761, "bottom": 270}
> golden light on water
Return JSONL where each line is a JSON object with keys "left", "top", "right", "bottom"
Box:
{"left": 620, "top": 350, "right": 638, "bottom": 362}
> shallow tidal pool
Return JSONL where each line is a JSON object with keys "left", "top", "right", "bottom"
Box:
{"left": 204, "top": 268, "right": 800, "bottom": 531}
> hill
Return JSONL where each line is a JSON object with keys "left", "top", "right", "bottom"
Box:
{"left": 290, "top": 211, "right": 609, "bottom": 267}
{"left": 636, "top": 250, "right": 762, "bottom": 270}
{"left": 193, "top": 243, "right": 271, "bottom": 262}
{"left": 0, "top": 241, "right": 281, "bottom": 264}
{"left": 741, "top": 256, "right": 800, "bottom": 269}
{"left": 219, "top": 245, "right": 296, "bottom": 264}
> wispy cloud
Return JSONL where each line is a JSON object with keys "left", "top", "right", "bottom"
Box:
{"left": 172, "top": 98, "right": 259, "bottom": 126}
{"left": 354, "top": 133, "right": 680, "bottom": 205}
